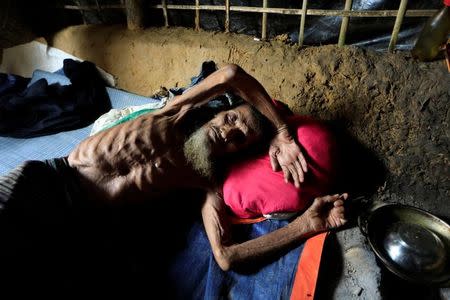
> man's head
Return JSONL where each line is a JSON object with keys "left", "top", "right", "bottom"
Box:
{"left": 183, "top": 103, "right": 272, "bottom": 180}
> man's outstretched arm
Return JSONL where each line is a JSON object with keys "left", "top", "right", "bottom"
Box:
{"left": 164, "top": 64, "right": 307, "bottom": 186}
{"left": 201, "top": 190, "right": 348, "bottom": 271}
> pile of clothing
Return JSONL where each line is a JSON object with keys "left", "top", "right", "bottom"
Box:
{"left": 0, "top": 59, "right": 111, "bottom": 138}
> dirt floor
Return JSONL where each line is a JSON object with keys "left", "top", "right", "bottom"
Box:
{"left": 49, "top": 25, "right": 449, "bottom": 299}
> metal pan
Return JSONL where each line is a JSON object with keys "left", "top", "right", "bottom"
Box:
{"left": 358, "top": 203, "right": 450, "bottom": 286}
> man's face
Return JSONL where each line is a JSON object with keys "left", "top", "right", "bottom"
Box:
{"left": 205, "top": 104, "right": 263, "bottom": 157}
{"left": 183, "top": 104, "right": 263, "bottom": 180}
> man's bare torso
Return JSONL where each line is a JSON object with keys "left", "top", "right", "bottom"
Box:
{"left": 68, "top": 107, "right": 206, "bottom": 203}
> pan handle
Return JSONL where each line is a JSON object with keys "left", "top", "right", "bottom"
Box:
{"left": 358, "top": 211, "right": 369, "bottom": 236}
{"left": 357, "top": 200, "right": 387, "bottom": 237}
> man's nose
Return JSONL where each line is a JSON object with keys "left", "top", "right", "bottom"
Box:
{"left": 220, "top": 125, "right": 239, "bottom": 142}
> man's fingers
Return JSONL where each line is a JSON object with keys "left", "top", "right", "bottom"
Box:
{"left": 339, "top": 193, "right": 349, "bottom": 200}
{"left": 321, "top": 193, "right": 349, "bottom": 203}
{"left": 270, "top": 153, "right": 280, "bottom": 171}
{"left": 298, "top": 153, "right": 308, "bottom": 173}
{"left": 287, "top": 165, "right": 300, "bottom": 188}
{"left": 334, "top": 200, "right": 344, "bottom": 207}
{"left": 319, "top": 194, "right": 339, "bottom": 203}
{"left": 339, "top": 218, "right": 348, "bottom": 226}
{"left": 335, "top": 206, "right": 345, "bottom": 214}
{"left": 281, "top": 166, "right": 290, "bottom": 183}
{"left": 294, "top": 161, "right": 304, "bottom": 183}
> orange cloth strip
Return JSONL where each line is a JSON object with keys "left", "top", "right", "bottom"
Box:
{"left": 290, "top": 232, "right": 328, "bottom": 300}
{"left": 230, "top": 215, "right": 267, "bottom": 224}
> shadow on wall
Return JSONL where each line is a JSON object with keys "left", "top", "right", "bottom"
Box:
{"left": 333, "top": 121, "right": 386, "bottom": 195}
{"left": 328, "top": 119, "right": 387, "bottom": 222}
{"left": 0, "top": 1, "right": 34, "bottom": 48}
{"left": 0, "top": 0, "right": 82, "bottom": 48}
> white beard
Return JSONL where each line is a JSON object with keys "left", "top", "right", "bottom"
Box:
{"left": 183, "top": 126, "right": 216, "bottom": 181}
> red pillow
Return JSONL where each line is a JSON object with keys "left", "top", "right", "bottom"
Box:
{"left": 223, "top": 115, "right": 338, "bottom": 218}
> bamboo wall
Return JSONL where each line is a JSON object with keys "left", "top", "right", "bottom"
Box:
{"left": 63, "top": 0, "right": 438, "bottom": 52}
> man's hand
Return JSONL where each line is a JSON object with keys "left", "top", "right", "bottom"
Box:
{"left": 302, "top": 194, "right": 348, "bottom": 232}
{"left": 269, "top": 127, "right": 307, "bottom": 188}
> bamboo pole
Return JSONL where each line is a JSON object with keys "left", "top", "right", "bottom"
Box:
{"left": 63, "top": 5, "right": 437, "bottom": 18}
{"left": 153, "top": 6, "right": 435, "bottom": 18}
{"left": 95, "top": 0, "right": 101, "bottom": 12}
{"left": 195, "top": 0, "right": 200, "bottom": 31}
{"left": 64, "top": 5, "right": 124, "bottom": 9}
{"left": 1, "top": 0, "right": 11, "bottom": 29}
{"left": 262, "top": 0, "right": 268, "bottom": 40}
{"left": 298, "top": 0, "right": 308, "bottom": 47}
{"left": 225, "top": 0, "right": 230, "bottom": 32}
{"left": 389, "top": 0, "right": 408, "bottom": 52}
{"left": 338, "top": 0, "right": 353, "bottom": 46}
{"left": 95, "top": 0, "right": 104, "bottom": 23}
{"left": 125, "top": 0, "right": 144, "bottom": 30}
{"left": 162, "top": 0, "right": 169, "bottom": 27}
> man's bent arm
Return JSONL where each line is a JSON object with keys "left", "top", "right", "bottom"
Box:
{"left": 165, "top": 64, "right": 307, "bottom": 185}
{"left": 201, "top": 191, "right": 347, "bottom": 271}
{"left": 165, "top": 64, "right": 285, "bottom": 129}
